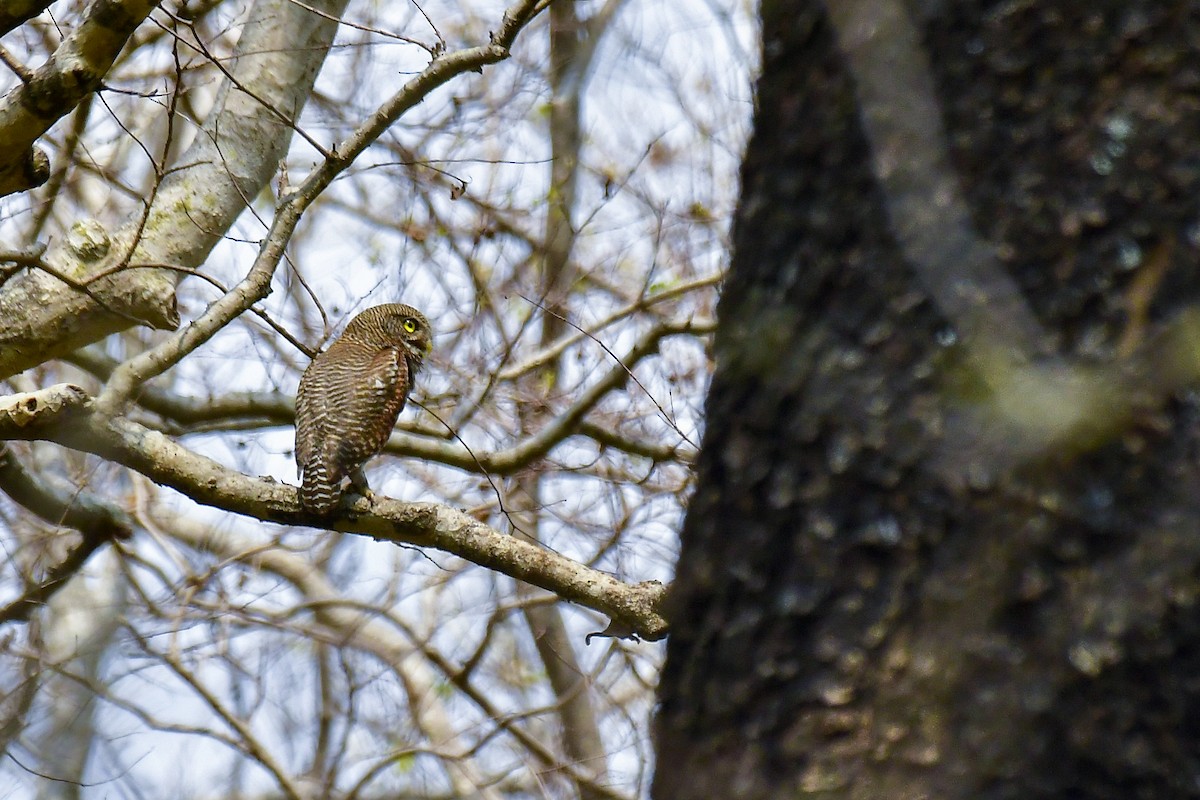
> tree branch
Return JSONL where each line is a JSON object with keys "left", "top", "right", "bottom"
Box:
{"left": 0, "top": 385, "right": 669, "bottom": 640}
{"left": 90, "top": 0, "right": 547, "bottom": 411}
{"left": 0, "top": 444, "right": 133, "bottom": 624}
{"left": 153, "top": 505, "right": 511, "bottom": 800}
{"left": 0, "top": 0, "right": 352, "bottom": 380}
{"left": 67, "top": 317, "right": 708, "bottom": 474}
{"left": 0, "top": 0, "right": 56, "bottom": 36}
{"left": 0, "top": 0, "right": 161, "bottom": 198}
{"left": 495, "top": 273, "right": 721, "bottom": 382}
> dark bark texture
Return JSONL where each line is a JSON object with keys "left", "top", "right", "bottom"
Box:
{"left": 655, "top": 2, "right": 1200, "bottom": 798}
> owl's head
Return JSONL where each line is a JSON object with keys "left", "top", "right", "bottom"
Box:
{"left": 347, "top": 303, "right": 433, "bottom": 369}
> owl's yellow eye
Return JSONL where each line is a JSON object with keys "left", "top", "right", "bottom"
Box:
{"left": 403, "top": 319, "right": 417, "bottom": 333}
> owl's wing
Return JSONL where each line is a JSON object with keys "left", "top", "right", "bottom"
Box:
{"left": 294, "top": 360, "right": 327, "bottom": 477}
{"left": 332, "top": 345, "right": 411, "bottom": 470}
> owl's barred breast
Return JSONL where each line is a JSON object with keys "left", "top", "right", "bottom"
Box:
{"left": 294, "top": 304, "right": 432, "bottom": 516}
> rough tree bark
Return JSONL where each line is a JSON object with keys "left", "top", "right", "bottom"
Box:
{"left": 655, "top": 2, "right": 1200, "bottom": 798}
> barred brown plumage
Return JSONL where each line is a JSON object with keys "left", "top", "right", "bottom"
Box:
{"left": 294, "top": 304, "right": 432, "bottom": 516}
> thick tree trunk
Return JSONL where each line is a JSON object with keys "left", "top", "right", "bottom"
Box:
{"left": 655, "top": 2, "right": 1200, "bottom": 798}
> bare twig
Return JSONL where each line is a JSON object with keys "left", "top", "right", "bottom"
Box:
{"left": 0, "top": 44, "right": 34, "bottom": 83}
{"left": 91, "top": 0, "right": 550, "bottom": 413}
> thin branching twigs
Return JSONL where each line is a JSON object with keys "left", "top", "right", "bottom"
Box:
{"left": 93, "top": 0, "right": 546, "bottom": 413}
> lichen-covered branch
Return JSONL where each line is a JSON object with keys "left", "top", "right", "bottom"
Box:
{"left": 0, "top": 0, "right": 352, "bottom": 380}
{"left": 0, "top": 0, "right": 56, "bottom": 36}
{"left": 0, "top": 0, "right": 160, "bottom": 197}
{"left": 0, "top": 384, "right": 670, "bottom": 640}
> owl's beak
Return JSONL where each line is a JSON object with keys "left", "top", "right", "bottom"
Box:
{"left": 423, "top": 338, "right": 433, "bottom": 356}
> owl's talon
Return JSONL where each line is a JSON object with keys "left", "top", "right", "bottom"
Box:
{"left": 348, "top": 467, "right": 375, "bottom": 503}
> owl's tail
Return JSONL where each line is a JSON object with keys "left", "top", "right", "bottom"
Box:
{"left": 300, "top": 457, "right": 341, "bottom": 516}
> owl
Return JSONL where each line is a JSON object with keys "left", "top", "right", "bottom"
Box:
{"left": 294, "top": 304, "right": 432, "bottom": 515}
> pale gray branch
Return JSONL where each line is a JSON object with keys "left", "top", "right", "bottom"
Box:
{"left": 0, "top": 384, "right": 669, "bottom": 640}
{"left": 0, "top": 0, "right": 160, "bottom": 197}
{"left": 0, "top": 0, "right": 351, "bottom": 380}
{"left": 154, "top": 506, "right": 508, "bottom": 800}
{"left": 0, "top": 0, "right": 56, "bottom": 36}
{"left": 0, "top": 443, "right": 133, "bottom": 624}
{"left": 153, "top": 646, "right": 309, "bottom": 800}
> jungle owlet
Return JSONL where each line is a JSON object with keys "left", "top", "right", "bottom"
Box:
{"left": 294, "top": 303, "right": 432, "bottom": 515}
